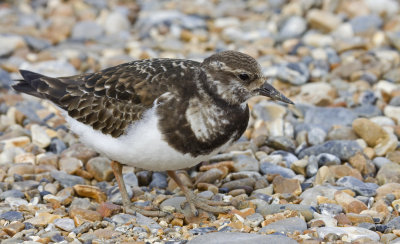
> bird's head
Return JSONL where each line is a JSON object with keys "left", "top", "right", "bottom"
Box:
{"left": 201, "top": 51, "right": 293, "bottom": 105}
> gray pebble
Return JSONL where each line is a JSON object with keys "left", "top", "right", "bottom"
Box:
{"left": 259, "top": 217, "right": 307, "bottom": 234}
{"left": 336, "top": 176, "right": 378, "bottom": 197}
{"left": 188, "top": 232, "right": 297, "bottom": 244}
{"left": 50, "top": 171, "right": 84, "bottom": 187}
{"left": 260, "top": 162, "right": 296, "bottom": 178}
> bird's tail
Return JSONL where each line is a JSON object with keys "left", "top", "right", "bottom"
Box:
{"left": 13, "top": 70, "right": 68, "bottom": 101}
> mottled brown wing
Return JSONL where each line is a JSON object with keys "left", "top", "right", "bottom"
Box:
{"left": 57, "top": 59, "right": 201, "bottom": 137}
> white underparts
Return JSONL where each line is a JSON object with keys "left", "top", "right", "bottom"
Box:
{"left": 64, "top": 106, "right": 230, "bottom": 171}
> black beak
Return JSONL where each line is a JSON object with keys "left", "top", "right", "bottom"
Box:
{"left": 254, "top": 82, "right": 294, "bottom": 104}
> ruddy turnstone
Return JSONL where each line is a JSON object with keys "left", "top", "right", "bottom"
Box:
{"left": 13, "top": 51, "right": 293, "bottom": 217}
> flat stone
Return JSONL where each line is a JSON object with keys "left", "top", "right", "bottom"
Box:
{"left": 69, "top": 208, "right": 102, "bottom": 223}
{"left": 31, "top": 124, "right": 51, "bottom": 148}
{"left": 232, "top": 155, "right": 259, "bottom": 172}
{"left": 307, "top": 9, "right": 342, "bottom": 32}
{"left": 336, "top": 176, "right": 378, "bottom": 197}
{"left": 259, "top": 217, "right": 307, "bottom": 234}
{"left": 299, "top": 140, "right": 362, "bottom": 161}
{"left": 73, "top": 185, "right": 107, "bottom": 203}
{"left": 317, "top": 226, "right": 380, "bottom": 241}
{"left": 334, "top": 191, "right": 368, "bottom": 214}
{"left": 58, "top": 157, "right": 83, "bottom": 175}
{"left": 71, "top": 21, "right": 104, "bottom": 41}
{"left": 0, "top": 190, "right": 24, "bottom": 200}
{"left": 376, "top": 163, "right": 400, "bottom": 185}
{"left": 352, "top": 118, "right": 386, "bottom": 147}
{"left": 3, "top": 222, "right": 25, "bottom": 237}
{"left": 0, "top": 211, "right": 23, "bottom": 222}
{"left": 272, "top": 175, "right": 302, "bottom": 196}
{"left": 50, "top": 171, "right": 85, "bottom": 187}
{"left": 254, "top": 203, "right": 315, "bottom": 221}
{"left": 54, "top": 218, "right": 75, "bottom": 232}
{"left": 86, "top": 157, "right": 113, "bottom": 182}
{"left": 188, "top": 232, "right": 297, "bottom": 244}
{"left": 260, "top": 162, "right": 296, "bottom": 178}
{"left": 24, "top": 212, "right": 61, "bottom": 227}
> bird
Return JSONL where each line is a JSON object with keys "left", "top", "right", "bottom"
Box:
{"left": 13, "top": 50, "right": 293, "bottom": 217}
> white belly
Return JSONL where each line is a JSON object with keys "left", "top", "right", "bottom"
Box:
{"left": 64, "top": 107, "right": 230, "bottom": 171}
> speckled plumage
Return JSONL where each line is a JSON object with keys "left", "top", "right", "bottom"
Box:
{"left": 13, "top": 51, "right": 292, "bottom": 159}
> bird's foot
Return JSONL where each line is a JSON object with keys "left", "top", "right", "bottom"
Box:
{"left": 123, "top": 204, "right": 167, "bottom": 217}
{"left": 182, "top": 190, "right": 233, "bottom": 216}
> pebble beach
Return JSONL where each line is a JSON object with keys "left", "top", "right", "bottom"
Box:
{"left": 1, "top": 0, "right": 400, "bottom": 243}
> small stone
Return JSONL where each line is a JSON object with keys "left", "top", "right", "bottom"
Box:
{"left": 260, "top": 162, "right": 296, "bottom": 178}
{"left": 70, "top": 207, "right": 102, "bottom": 224}
{"left": 0, "top": 136, "right": 30, "bottom": 149}
{"left": 319, "top": 203, "right": 343, "bottom": 216}
{"left": 299, "top": 140, "right": 362, "bottom": 161}
{"left": 50, "top": 171, "right": 85, "bottom": 187}
{"left": 24, "top": 212, "right": 61, "bottom": 227}
{"left": 71, "top": 21, "right": 104, "bottom": 41}
{"left": 273, "top": 175, "right": 302, "bottom": 196}
{"left": 317, "top": 153, "right": 341, "bottom": 166}
{"left": 387, "top": 216, "right": 400, "bottom": 230}
{"left": 279, "top": 16, "right": 307, "bottom": 41}
{"left": 73, "top": 185, "right": 107, "bottom": 203}
{"left": 14, "top": 153, "right": 35, "bottom": 164}
{"left": 221, "top": 177, "right": 255, "bottom": 193}
{"left": 376, "top": 163, "right": 400, "bottom": 185}
{"left": 31, "top": 124, "right": 51, "bottom": 148}
{"left": 0, "top": 211, "right": 24, "bottom": 222}
{"left": 59, "top": 157, "right": 83, "bottom": 175}
{"left": 97, "top": 202, "right": 121, "bottom": 217}
{"left": 334, "top": 191, "right": 368, "bottom": 214}
{"left": 307, "top": 127, "right": 327, "bottom": 146}
{"left": 254, "top": 203, "right": 315, "bottom": 221}
{"left": 336, "top": 176, "right": 378, "bottom": 197}
{"left": 232, "top": 155, "right": 259, "bottom": 172}
{"left": 317, "top": 226, "right": 380, "bottom": 242}
{"left": 0, "top": 190, "right": 24, "bottom": 200}
{"left": 375, "top": 183, "right": 400, "bottom": 200}
{"left": 195, "top": 168, "right": 224, "bottom": 185}
{"left": 54, "top": 218, "right": 75, "bottom": 232}
{"left": 245, "top": 213, "right": 264, "bottom": 228}
{"left": 3, "top": 222, "right": 25, "bottom": 237}
{"left": 149, "top": 172, "right": 168, "bottom": 189}
{"left": 8, "top": 163, "right": 35, "bottom": 175}
{"left": 188, "top": 232, "right": 297, "bottom": 244}
{"left": 346, "top": 213, "right": 374, "bottom": 225}
{"left": 352, "top": 118, "right": 386, "bottom": 147}
{"left": 276, "top": 64, "right": 308, "bottom": 89}
{"left": 307, "top": 9, "right": 342, "bottom": 32}
{"left": 259, "top": 217, "right": 307, "bottom": 234}
{"left": 86, "top": 157, "right": 113, "bottom": 182}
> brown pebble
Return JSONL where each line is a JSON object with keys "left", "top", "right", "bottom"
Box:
{"left": 3, "top": 222, "right": 25, "bottom": 236}
{"left": 73, "top": 185, "right": 107, "bottom": 203}
{"left": 272, "top": 175, "right": 302, "bottom": 196}
{"left": 195, "top": 168, "right": 224, "bottom": 185}
{"left": 171, "top": 218, "right": 183, "bottom": 226}
{"left": 69, "top": 208, "right": 102, "bottom": 223}
{"left": 346, "top": 213, "right": 374, "bottom": 224}
{"left": 97, "top": 202, "right": 122, "bottom": 217}
{"left": 86, "top": 157, "right": 114, "bottom": 182}
{"left": 335, "top": 213, "right": 352, "bottom": 226}
{"left": 228, "top": 188, "right": 246, "bottom": 197}
{"left": 334, "top": 191, "right": 367, "bottom": 214}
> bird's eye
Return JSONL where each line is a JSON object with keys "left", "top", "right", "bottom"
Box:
{"left": 238, "top": 73, "right": 250, "bottom": 81}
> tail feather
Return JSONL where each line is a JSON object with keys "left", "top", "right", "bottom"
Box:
{"left": 13, "top": 70, "right": 68, "bottom": 102}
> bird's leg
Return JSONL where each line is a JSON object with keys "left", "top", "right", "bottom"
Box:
{"left": 167, "top": 170, "right": 232, "bottom": 216}
{"left": 110, "top": 161, "right": 166, "bottom": 217}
